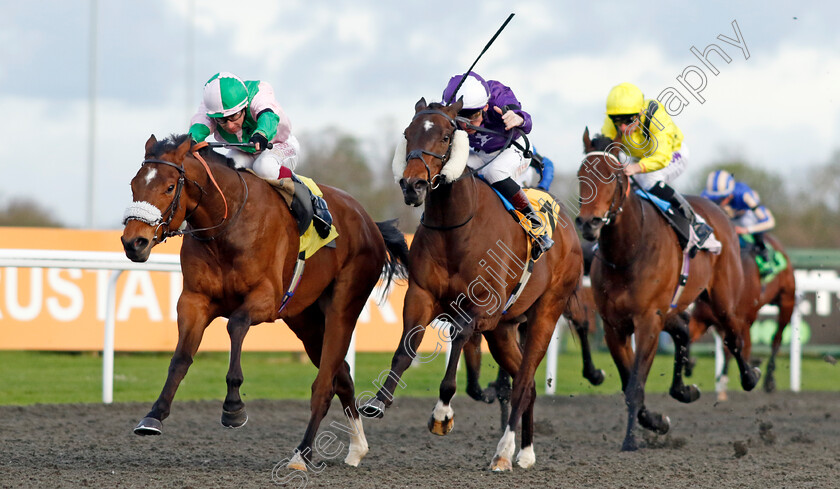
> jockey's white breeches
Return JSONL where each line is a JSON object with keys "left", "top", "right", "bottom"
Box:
{"left": 630, "top": 143, "right": 691, "bottom": 191}
{"left": 227, "top": 134, "right": 301, "bottom": 179}
{"left": 467, "top": 141, "right": 531, "bottom": 185}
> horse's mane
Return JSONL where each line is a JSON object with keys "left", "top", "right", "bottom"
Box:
{"left": 590, "top": 134, "right": 614, "bottom": 153}
{"left": 153, "top": 133, "right": 233, "bottom": 168}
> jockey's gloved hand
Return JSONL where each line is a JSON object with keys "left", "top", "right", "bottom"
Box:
{"left": 249, "top": 133, "right": 268, "bottom": 151}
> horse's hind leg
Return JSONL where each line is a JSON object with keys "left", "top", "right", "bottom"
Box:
{"left": 333, "top": 361, "right": 369, "bottom": 467}
{"left": 665, "top": 312, "right": 701, "bottom": 404}
{"left": 135, "top": 293, "right": 211, "bottom": 435}
{"left": 221, "top": 308, "right": 253, "bottom": 428}
{"left": 484, "top": 324, "right": 524, "bottom": 470}
{"left": 429, "top": 320, "right": 473, "bottom": 436}
{"left": 719, "top": 316, "right": 761, "bottom": 391}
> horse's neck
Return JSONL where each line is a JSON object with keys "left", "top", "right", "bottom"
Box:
{"left": 599, "top": 193, "right": 648, "bottom": 267}
{"left": 424, "top": 177, "right": 477, "bottom": 229}
{"left": 184, "top": 157, "right": 246, "bottom": 231}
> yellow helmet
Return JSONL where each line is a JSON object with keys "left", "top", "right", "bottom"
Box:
{"left": 606, "top": 82, "right": 644, "bottom": 115}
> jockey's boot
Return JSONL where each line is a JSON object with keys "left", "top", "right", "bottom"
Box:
{"left": 511, "top": 189, "right": 554, "bottom": 260}
{"left": 753, "top": 233, "right": 773, "bottom": 266}
{"left": 310, "top": 193, "right": 333, "bottom": 239}
{"left": 648, "top": 182, "right": 712, "bottom": 257}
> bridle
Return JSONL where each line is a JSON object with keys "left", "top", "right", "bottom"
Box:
{"left": 405, "top": 109, "right": 458, "bottom": 190}
{"left": 583, "top": 151, "right": 630, "bottom": 226}
{"left": 129, "top": 147, "right": 248, "bottom": 243}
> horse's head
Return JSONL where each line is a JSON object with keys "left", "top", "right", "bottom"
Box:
{"left": 121, "top": 134, "right": 192, "bottom": 262}
{"left": 575, "top": 128, "right": 628, "bottom": 240}
{"left": 393, "top": 98, "right": 470, "bottom": 206}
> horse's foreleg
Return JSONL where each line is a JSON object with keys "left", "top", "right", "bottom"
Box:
{"left": 135, "top": 294, "right": 211, "bottom": 435}
{"left": 221, "top": 309, "right": 252, "bottom": 428}
{"left": 665, "top": 313, "right": 700, "bottom": 404}
{"left": 463, "top": 334, "right": 488, "bottom": 402}
{"left": 565, "top": 294, "right": 605, "bottom": 386}
{"left": 360, "top": 286, "right": 437, "bottom": 418}
{"left": 429, "top": 321, "right": 473, "bottom": 436}
{"left": 626, "top": 316, "right": 668, "bottom": 450}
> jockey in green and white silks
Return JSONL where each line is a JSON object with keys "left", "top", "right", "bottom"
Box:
{"left": 188, "top": 72, "right": 300, "bottom": 180}
{"left": 188, "top": 72, "right": 332, "bottom": 238}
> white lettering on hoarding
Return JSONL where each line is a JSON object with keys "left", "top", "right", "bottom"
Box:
{"left": 117, "top": 271, "right": 163, "bottom": 321}
{"left": 4, "top": 267, "right": 43, "bottom": 321}
{"left": 46, "top": 268, "right": 84, "bottom": 322}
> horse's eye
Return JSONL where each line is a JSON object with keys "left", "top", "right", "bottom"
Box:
{"left": 443, "top": 134, "right": 450, "bottom": 143}
{"left": 403, "top": 132, "right": 408, "bottom": 140}
{"left": 166, "top": 185, "right": 175, "bottom": 193}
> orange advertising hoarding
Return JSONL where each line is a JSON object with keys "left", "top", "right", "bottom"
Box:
{"left": 0, "top": 228, "right": 446, "bottom": 353}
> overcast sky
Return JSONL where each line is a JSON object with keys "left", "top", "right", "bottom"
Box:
{"left": 1, "top": 0, "right": 838, "bottom": 228}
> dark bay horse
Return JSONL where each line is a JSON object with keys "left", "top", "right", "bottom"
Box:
{"left": 575, "top": 129, "right": 760, "bottom": 451}
{"left": 688, "top": 233, "right": 796, "bottom": 396}
{"left": 121, "top": 134, "right": 408, "bottom": 471}
{"left": 360, "top": 98, "right": 583, "bottom": 471}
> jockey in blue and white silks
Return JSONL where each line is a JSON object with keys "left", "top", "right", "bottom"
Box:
{"left": 702, "top": 169, "right": 776, "bottom": 261}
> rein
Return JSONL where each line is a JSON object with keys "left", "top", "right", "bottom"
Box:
{"left": 132, "top": 144, "right": 249, "bottom": 242}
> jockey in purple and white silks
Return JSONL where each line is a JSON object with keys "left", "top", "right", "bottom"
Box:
{"left": 702, "top": 169, "right": 776, "bottom": 262}
{"left": 188, "top": 72, "right": 332, "bottom": 237}
{"left": 441, "top": 71, "right": 553, "bottom": 258}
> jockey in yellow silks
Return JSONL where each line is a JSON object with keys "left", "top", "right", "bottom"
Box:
{"left": 600, "top": 82, "right": 712, "bottom": 255}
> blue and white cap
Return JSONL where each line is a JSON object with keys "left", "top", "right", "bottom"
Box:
{"left": 703, "top": 170, "right": 735, "bottom": 199}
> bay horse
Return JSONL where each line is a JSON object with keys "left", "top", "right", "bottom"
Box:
{"left": 575, "top": 129, "right": 760, "bottom": 451}
{"left": 121, "top": 134, "right": 409, "bottom": 471}
{"left": 360, "top": 98, "right": 583, "bottom": 471}
{"left": 687, "top": 233, "right": 796, "bottom": 396}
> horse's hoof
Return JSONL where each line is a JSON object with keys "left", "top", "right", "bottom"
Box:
{"left": 359, "top": 398, "right": 386, "bottom": 419}
{"left": 286, "top": 451, "right": 308, "bottom": 472}
{"left": 221, "top": 407, "right": 248, "bottom": 428}
{"left": 515, "top": 446, "right": 535, "bottom": 469}
{"left": 427, "top": 414, "right": 454, "bottom": 436}
{"left": 742, "top": 367, "right": 761, "bottom": 391}
{"left": 656, "top": 415, "right": 671, "bottom": 435}
{"left": 670, "top": 384, "right": 701, "bottom": 403}
{"left": 466, "top": 384, "right": 485, "bottom": 402}
{"left": 621, "top": 437, "right": 639, "bottom": 452}
{"left": 763, "top": 376, "right": 777, "bottom": 393}
{"left": 587, "top": 369, "right": 606, "bottom": 386}
{"left": 490, "top": 455, "right": 513, "bottom": 471}
{"left": 134, "top": 417, "right": 163, "bottom": 436}
{"left": 717, "top": 390, "right": 729, "bottom": 402}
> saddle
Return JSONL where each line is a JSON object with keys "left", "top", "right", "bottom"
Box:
{"left": 739, "top": 234, "right": 787, "bottom": 281}
{"left": 488, "top": 184, "right": 559, "bottom": 260}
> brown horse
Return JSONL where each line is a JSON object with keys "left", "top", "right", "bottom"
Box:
{"left": 121, "top": 134, "right": 408, "bottom": 471}
{"left": 575, "top": 129, "right": 760, "bottom": 451}
{"left": 359, "top": 98, "right": 583, "bottom": 471}
{"left": 688, "top": 233, "right": 796, "bottom": 396}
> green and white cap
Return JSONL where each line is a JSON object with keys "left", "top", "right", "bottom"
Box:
{"left": 203, "top": 72, "right": 248, "bottom": 118}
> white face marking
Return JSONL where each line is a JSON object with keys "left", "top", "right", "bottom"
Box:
{"left": 144, "top": 167, "right": 157, "bottom": 185}
{"left": 423, "top": 120, "right": 433, "bottom": 131}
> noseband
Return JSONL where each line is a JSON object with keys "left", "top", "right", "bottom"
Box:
{"left": 405, "top": 109, "right": 457, "bottom": 189}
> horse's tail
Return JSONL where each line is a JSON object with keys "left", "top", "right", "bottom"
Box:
{"left": 376, "top": 219, "right": 410, "bottom": 299}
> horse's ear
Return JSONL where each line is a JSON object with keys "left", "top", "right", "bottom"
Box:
{"left": 452, "top": 97, "right": 464, "bottom": 113}
{"left": 145, "top": 134, "right": 157, "bottom": 156}
{"left": 173, "top": 135, "right": 192, "bottom": 162}
{"left": 582, "top": 127, "right": 591, "bottom": 151}
{"left": 415, "top": 97, "right": 427, "bottom": 113}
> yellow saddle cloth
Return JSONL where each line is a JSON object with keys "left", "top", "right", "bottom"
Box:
{"left": 513, "top": 188, "right": 560, "bottom": 241}
{"left": 296, "top": 175, "right": 339, "bottom": 259}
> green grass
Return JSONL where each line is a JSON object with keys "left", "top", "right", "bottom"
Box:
{"left": 0, "top": 344, "right": 836, "bottom": 405}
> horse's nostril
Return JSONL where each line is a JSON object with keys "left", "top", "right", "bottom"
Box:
{"left": 134, "top": 237, "right": 149, "bottom": 250}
